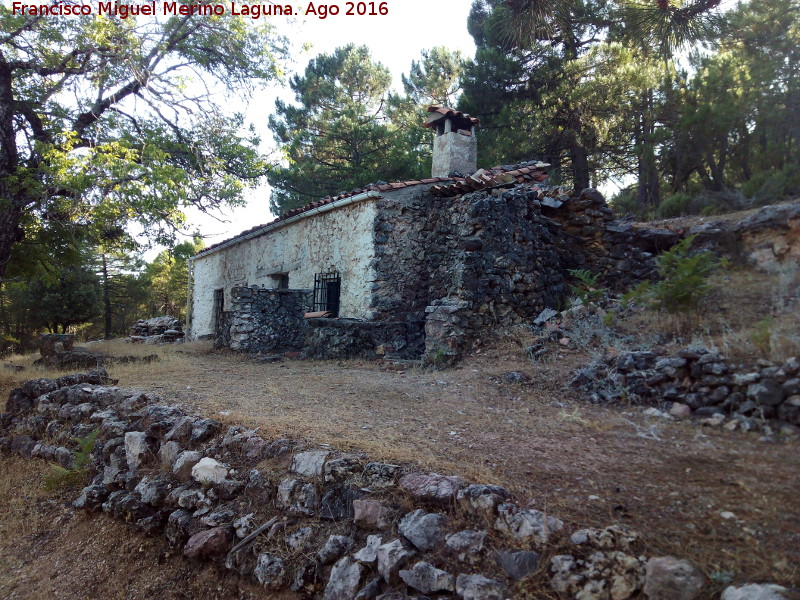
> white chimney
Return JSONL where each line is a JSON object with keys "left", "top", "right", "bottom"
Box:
{"left": 424, "top": 106, "right": 479, "bottom": 178}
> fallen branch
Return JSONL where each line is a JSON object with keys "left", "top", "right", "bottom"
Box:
{"left": 227, "top": 516, "right": 278, "bottom": 555}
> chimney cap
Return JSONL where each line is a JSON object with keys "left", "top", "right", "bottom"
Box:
{"left": 423, "top": 105, "right": 480, "bottom": 129}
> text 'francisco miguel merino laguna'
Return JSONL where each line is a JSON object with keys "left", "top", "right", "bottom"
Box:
{"left": 11, "top": 2, "right": 300, "bottom": 19}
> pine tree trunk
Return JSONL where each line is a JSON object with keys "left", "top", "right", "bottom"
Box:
{"left": 102, "top": 253, "right": 112, "bottom": 339}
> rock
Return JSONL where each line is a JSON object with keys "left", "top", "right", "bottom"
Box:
{"left": 398, "top": 509, "right": 447, "bottom": 551}
{"left": 285, "top": 526, "right": 315, "bottom": 551}
{"left": 164, "top": 417, "right": 193, "bottom": 443}
{"left": 399, "top": 471, "right": 464, "bottom": 502}
{"left": 276, "top": 478, "right": 319, "bottom": 516}
{"left": 183, "top": 526, "right": 232, "bottom": 559}
{"left": 353, "top": 499, "right": 392, "bottom": 530}
{"left": 124, "top": 431, "right": 151, "bottom": 471}
{"left": 669, "top": 402, "right": 692, "bottom": 420}
{"left": 364, "top": 462, "right": 404, "bottom": 488}
{"left": 73, "top": 484, "right": 111, "bottom": 510}
{"left": 254, "top": 553, "right": 287, "bottom": 590}
{"left": 353, "top": 534, "right": 382, "bottom": 563}
{"left": 200, "top": 507, "right": 236, "bottom": 527}
{"left": 456, "top": 484, "right": 511, "bottom": 516}
{"left": 446, "top": 530, "right": 486, "bottom": 563}
{"left": 232, "top": 513, "right": 255, "bottom": 539}
{"left": 318, "top": 535, "right": 354, "bottom": 564}
{"left": 190, "top": 418, "right": 221, "bottom": 443}
{"left": 721, "top": 583, "right": 790, "bottom": 600}
{"left": 643, "top": 407, "right": 673, "bottom": 420}
{"left": 291, "top": 450, "right": 329, "bottom": 477}
{"left": 177, "top": 488, "right": 206, "bottom": 510}
{"left": 504, "top": 371, "right": 529, "bottom": 383}
{"left": 324, "top": 456, "right": 362, "bottom": 482}
{"left": 495, "top": 503, "right": 564, "bottom": 544}
{"left": 323, "top": 556, "right": 363, "bottom": 600}
{"left": 534, "top": 308, "right": 558, "bottom": 325}
{"left": 643, "top": 556, "right": 705, "bottom": 600}
{"left": 376, "top": 539, "right": 414, "bottom": 582}
{"left": 319, "top": 484, "right": 360, "bottom": 520}
{"left": 191, "top": 457, "right": 228, "bottom": 484}
{"left": 165, "top": 509, "right": 202, "bottom": 547}
{"left": 455, "top": 574, "right": 505, "bottom": 600}
{"left": 158, "top": 440, "right": 182, "bottom": 468}
{"left": 354, "top": 577, "right": 382, "bottom": 600}
{"left": 496, "top": 550, "right": 539, "bottom": 580}
{"left": 134, "top": 476, "right": 172, "bottom": 506}
{"left": 747, "top": 380, "right": 784, "bottom": 406}
{"left": 399, "top": 561, "right": 455, "bottom": 594}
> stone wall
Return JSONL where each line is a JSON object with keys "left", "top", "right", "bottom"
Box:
{"left": 571, "top": 347, "right": 800, "bottom": 434}
{"left": 227, "top": 287, "right": 312, "bottom": 353}
{"left": 4, "top": 371, "right": 787, "bottom": 600}
{"left": 303, "top": 318, "right": 425, "bottom": 360}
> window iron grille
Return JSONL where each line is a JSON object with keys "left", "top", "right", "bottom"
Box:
{"left": 313, "top": 272, "right": 341, "bottom": 317}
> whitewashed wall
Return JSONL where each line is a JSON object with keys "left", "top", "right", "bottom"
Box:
{"left": 189, "top": 199, "right": 379, "bottom": 339}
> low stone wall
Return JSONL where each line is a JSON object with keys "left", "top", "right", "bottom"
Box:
{"left": 304, "top": 318, "right": 425, "bottom": 360}
{"left": 228, "top": 287, "right": 313, "bottom": 353}
{"left": 4, "top": 370, "right": 788, "bottom": 600}
{"left": 571, "top": 347, "right": 800, "bottom": 434}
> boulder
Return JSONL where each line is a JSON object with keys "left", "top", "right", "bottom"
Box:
{"left": 722, "top": 583, "right": 790, "bottom": 600}
{"left": 191, "top": 457, "right": 228, "bottom": 484}
{"left": 183, "top": 526, "right": 232, "bottom": 559}
{"left": 399, "top": 561, "right": 455, "bottom": 594}
{"left": 643, "top": 556, "right": 705, "bottom": 600}
{"left": 323, "top": 556, "right": 363, "bottom": 600}
{"left": 455, "top": 574, "right": 505, "bottom": 600}
{"left": 399, "top": 471, "right": 464, "bottom": 501}
{"left": 398, "top": 509, "right": 447, "bottom": 551}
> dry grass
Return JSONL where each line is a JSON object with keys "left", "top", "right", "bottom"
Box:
{"left": 0, "top": 455, "right": 290, "bottom": 600}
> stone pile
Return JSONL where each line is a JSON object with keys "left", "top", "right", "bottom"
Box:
{"left": 2, "top": 371, "right": 789, "bottom": 599}
{"left": 130, "top": 316, "right": 184, "bottom": 343}
{"left": 571, "top": 347, "right": 800, "bottom": 435}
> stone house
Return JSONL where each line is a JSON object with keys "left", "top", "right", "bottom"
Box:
{"left": 187, "top": 106, "right": 652, "bottom": 360}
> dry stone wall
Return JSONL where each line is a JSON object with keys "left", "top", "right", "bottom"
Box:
{"left": 571, "top": 347, "right": 800, "bottom": 435}
{"left": 226, "top": 287, "right": 313, "bottom": 353}
{"left": 3, "top": 370, "right": 788, "bottom": 599}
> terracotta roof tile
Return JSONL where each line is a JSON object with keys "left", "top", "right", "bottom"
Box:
{"left": 423, "top": 105, "right": 480, "bottom": 127}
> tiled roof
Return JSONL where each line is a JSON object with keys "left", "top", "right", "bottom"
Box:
{"left": 193, "top": 160, "right": 549, "bottom": 258}
{"left": 430, "top": 161, "right": 550, "bottom": 197}
{"left": 423, "top": 105, "right": 480, "bottom": 128}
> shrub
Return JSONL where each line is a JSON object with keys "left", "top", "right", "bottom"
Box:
{"left": 655, "top": 193, "right": 691, "bottom": 218}
{"left": 568, "top": 268, "right": 605, "bottom": 305}
{"left": 623, "top": 234, "right": 719, "bottom": 313}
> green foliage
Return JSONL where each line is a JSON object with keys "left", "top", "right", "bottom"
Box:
{"left": 568, "top": 269, "right": 606, "bottom": 305}
{"left": 143, "top": 237, "right": 205, "bottom": 321}
{"left": 623, "top": 234, "right": 719, "bottom": 313}
{"left": 267, "top": 45, "right": 427, "bottom": 214}
{"left": 23, "top": 264, "right": 102, "bottom": 333}
{"left": 43, "top": 429, "right": 99, "bottom": 492}
{"left": 656, "top": 193, "right": 692, "bottom": 218}
{"left": 741, "top": 165, "right": 800, "bottom": 205}
{"left": 0, "top": 9, "right": 286, "bottom": 279}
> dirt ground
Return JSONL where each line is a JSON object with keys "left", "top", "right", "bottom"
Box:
{"left": 1, "top": 250, "right": 799, "bottom": 599}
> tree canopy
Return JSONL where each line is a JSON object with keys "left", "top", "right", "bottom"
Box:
{"left": 0, "top": 9, "right": 286, "bottom": 280}
{"left": 267, "top": 44, "right": 429, "bottom": 214}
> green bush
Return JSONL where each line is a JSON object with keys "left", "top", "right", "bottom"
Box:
{"left": 623, "top": 234, "right": 719, "bottom": 313}
{"left": 610, "top": 187, "right": 649, "bottom": 219}
{"left": 742, "top": 165, "right": 800, "bottom": 204}
{"left": 655, "top": 193, "right": 691, "bottom": 218}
